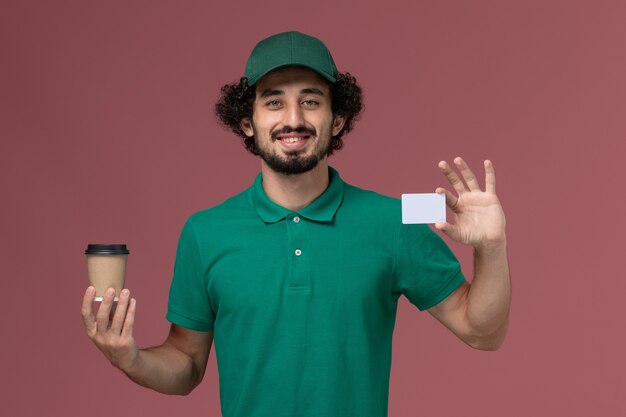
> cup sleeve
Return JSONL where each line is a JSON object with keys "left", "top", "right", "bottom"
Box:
{"left": 166, "top": 218, "right": 215, "bottom": 332}
{"left": 392, "top": 223, "right": 466, "bottom": 311}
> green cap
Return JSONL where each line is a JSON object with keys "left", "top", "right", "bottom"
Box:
{"left": 244, "top": 31, "right": 338, "bottom": 86}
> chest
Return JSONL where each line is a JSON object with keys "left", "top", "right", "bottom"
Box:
{"left": 204, "top": 220, "right": 396, "bottom": 323}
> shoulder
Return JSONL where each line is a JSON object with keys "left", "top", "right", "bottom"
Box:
{"left": 185, "top": 186, "right": 254, "bottom": 229}
{"left": 342, "top": 181, "right": 400, "bottom": 215}
{"left": 339, "top": 181, "right": 402, "bottom": 230}
{"left": 340, "top": 180, "right": 438, "bottom": 239}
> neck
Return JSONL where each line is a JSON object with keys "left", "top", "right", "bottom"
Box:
{"left": 260, "top": 159, "right": 330, "bottom": 212}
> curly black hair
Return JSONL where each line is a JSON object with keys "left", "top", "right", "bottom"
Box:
{"left": 214, "top": 72, "right": 364, "bottom": 156}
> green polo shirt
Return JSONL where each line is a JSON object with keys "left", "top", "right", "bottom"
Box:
{"left": 167, "top": 166, "right": 465, "bottom": 417}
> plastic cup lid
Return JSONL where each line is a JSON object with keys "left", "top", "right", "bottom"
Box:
{"left": 85, "top": 244, "right": 129, "bottom": 255}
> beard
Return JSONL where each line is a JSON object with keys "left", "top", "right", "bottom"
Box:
{"left": 253, "top": 125, "right": 332, "bottom": 175}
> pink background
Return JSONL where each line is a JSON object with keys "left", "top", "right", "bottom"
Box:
{"left": 2, "top": 1, "right": 625, "bottom": 416}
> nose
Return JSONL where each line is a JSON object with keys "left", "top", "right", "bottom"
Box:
{"left": 282, "top": 101, "right": 305, "bottom": 128}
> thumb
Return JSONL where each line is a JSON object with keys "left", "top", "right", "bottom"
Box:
{"left": 434, "top": 222, "right": 459, "bottom": 241}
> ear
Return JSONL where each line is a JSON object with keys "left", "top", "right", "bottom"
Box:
{"left": 331, "top": 115, "right": 346, "bottom": 137}
{"left": 240, "top": 117, "right": 254, "bottom": 137}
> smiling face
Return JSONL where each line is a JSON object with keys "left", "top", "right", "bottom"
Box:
{"left": 240, "top": 66, "right": 346, "bottom": 175}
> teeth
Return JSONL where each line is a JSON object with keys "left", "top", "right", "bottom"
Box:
{"left": 282, "top": 137, "right": 305, "bottom": 143}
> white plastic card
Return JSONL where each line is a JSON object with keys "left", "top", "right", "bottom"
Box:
{"left": 401, "top": 193, "right": 446, "bottom": 224}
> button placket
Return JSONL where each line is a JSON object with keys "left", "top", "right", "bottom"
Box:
{"left": 287, "top": 213, "right": 309, "bottom": 290}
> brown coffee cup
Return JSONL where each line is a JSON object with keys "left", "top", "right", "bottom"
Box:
{"left": 85, "top": 244, "right": 129, "bottom": 301}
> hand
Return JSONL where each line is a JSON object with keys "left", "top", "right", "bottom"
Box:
{"left": 435, "top": 157, "right": 506, "bottom": 250}
{"left": 81, "top": 286, "right": 139, "bottom": 371}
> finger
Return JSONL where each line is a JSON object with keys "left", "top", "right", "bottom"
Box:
{"left": 109, "top": 289, "right": 130, "bottom": 335}
{"left": 484, "top": 160, "right": 496, "bottom": 193}
{"left": 95, "top": 288, "right": 116, "bottom": 334}
{"left": 121, "top": 298, "right": 136, "bottom": 340}
{"left": 81, "top": 286, "right": 97, "bottom": 337}
{"left": 434, "top": 222, "right": 460, "bottom": 241}
{"left": 435, "top": 187, "right": 458, "bottom": 210}
{"left": 454, "top": 157, "right": 481, "bottom": 191}
{"left": 438, "top": 160, "right": 467, "bottom": 195}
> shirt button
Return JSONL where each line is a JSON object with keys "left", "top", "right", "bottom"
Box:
{"left": 295, "top": 249, "right": 302, "bottom": 256}
{"left": 293, "top": 216, "right": 300, "bottom": 223}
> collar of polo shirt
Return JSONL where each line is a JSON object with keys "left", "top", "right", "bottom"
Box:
{"left": 251, "top": 166, "right": 345, "bottom": 223}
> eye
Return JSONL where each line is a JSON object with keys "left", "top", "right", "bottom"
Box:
{"left": 302, "top": 99, "right": 320, "bottom": 107}
{"left": 265, "top": 99, "right": 282, "bottom": 108}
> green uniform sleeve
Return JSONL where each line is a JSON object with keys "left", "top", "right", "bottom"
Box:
{"left": 393, "top": 223, "right": 466, "bottom": 311}
{"left": 166, "top": 217, "right": 215, "bottom": 331}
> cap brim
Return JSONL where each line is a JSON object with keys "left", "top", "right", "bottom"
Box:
{"left": 247, "top": 63, "right": 336, "bottom": 86}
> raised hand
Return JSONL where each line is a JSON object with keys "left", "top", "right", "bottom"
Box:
{"left": 81, "top": 286, "right": 139, "bottom": 371}
{"left": 435, "top": 157, "right": 506, "bottom": 250}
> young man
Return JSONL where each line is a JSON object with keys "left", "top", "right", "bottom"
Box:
{"left": 81, "top": 31, "right": 510, "bottom": 417}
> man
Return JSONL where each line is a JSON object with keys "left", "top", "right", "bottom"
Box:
{"left": 81, "top": 31, "right": 510, "bottom": 417}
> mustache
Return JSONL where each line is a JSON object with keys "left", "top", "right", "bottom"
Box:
{"left": 271, "top": 126, "right": 316, "bottom": 140}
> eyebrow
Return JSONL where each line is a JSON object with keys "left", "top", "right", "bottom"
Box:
{"left": 259, "top": 87, "right": 326, "bottom": 98}
{"left": 260, "top": 89, "right": 283, "bottom": 98}
{"left": 301, "top": 88, "right": 325, "bottom": 96}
